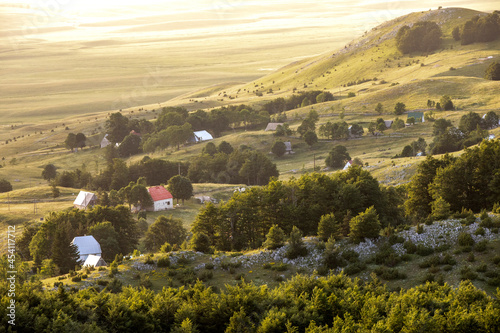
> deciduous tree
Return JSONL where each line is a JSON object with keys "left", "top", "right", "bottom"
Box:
{"left": 42, "top": 164, "right": 57, "bottom": 182}
{"left": 394, "top": 102, "right": 406, "bottom": 115}
{"left": 168, "top": 175, "right": 193, "bottom": 204}
{"left": 325, "top": 145, "right": 351, "bottom": 168}
{"left": 271, "top": 140, "right": 287, "bottom": 157}
{"left": 145, "top": 216, "right": 187, "bottom": 251}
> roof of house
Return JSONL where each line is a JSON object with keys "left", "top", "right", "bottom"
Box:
{"left": 73, "top": 191, "right": 96, "bottom": 207}
{"left": 148, "top": 186, "right": 173, "bottom": 202}
{"left": 343, "top": 160, "right": 354, "bottom": 170}
{"left": 407, "top": 112, "right": 424, "bottom": 119}
{"left": 193, "top": 130, "right": 213, "bottom": 141}
{"left": 130, "top": 130, "right": 141, "bottom": 136}
{"left": 265, "top": 123, "right": 284, "bottom": 131}
{"left": 72, "top": 235, "right": 101, "bottom": 256}
{"left": 83, "top": 254, "right": 107, "bottom": 267}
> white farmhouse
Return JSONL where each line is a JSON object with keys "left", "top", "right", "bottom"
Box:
{"left": 73, "top": 191, "right": 97, "bottom": 210}
{"left": 147, "top": 185, "right": 174, "bottom": 211}
{"left": 100, "top": 134, "right": 111, "bottom": 148}
{"left": 82, "top": 254, "right": 107, "bottom": 267}
{"left": 343, "top": 160, "right": 354, "bottom": 170}
{"left": 72, "top": 235, "right": 102, "bottom": 263}
{"left": 191, "top": 130, "right": 213, "bottom": 143}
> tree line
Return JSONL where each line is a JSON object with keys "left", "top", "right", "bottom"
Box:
{"left": 105, "top": 105, "right": 270, "bottom": 156}
{"left": 192, "top": 167, "right": 404, "bottom": 251}
{"left": 452, "top": 12, "right": 500, "bottom": 45}
{"left": 429, "top": 111, "right": 496, "bottom": 155}
{"left": 188, "top": 142, "right": 279, "bottom": 186}
{"left": 396, "top": 21, "right": 442, "bottom": 54}
{"left": 262, "top": 90, "right": 334, "bottom": 115}
{"left": 45, "top": 152, "right": 189, "bottom": 191}
{"left": 406, "top": 139, "right": 500, "bottom": 220}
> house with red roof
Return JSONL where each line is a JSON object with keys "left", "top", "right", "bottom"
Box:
{"left": 147, "top": 185, "right": 174, "bottom": 211}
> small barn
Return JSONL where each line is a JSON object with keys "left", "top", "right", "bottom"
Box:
{"left": 191, "top": 130, "right": 213, "bottom": 143}
{"left": 147, "top": 186, "right": 174, "bottom": 211}
{"left": 83, "top": 254, "right": 107, "bottom": 267}
{"left": 72, "top": 235, "right": 102, "bottom": 263}
{"left": 407, "top": 112, "right": 424, "bottom": 123}
{"left": 100, "top": 134, "right": 111, "bottom": 148}
{"left": 384, "top": 120, "right": 393, "bottom": 129}
{"left": 73, "top": 191, "right": 97, "bottom": 210}
{"left": 265, "top": 123, "right": 284, "bottom": 131}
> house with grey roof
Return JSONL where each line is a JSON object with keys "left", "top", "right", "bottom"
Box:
{"left": 73, "top": 191, "right": 97, "bottom": 210}
{"left": 71, "top": 235, "right": 102, "bottom": 263}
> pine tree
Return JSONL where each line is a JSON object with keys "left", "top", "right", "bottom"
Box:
{"left": 431, "top": 196, "right": 451, "bottom": 221}
{"left": 318, "top": 213, "right": 338, "bottom": 241}
{"left": 263, "top": 225, "right": 285, "bottom": 250}
{"left": 286, "top": 226, "right": 308, "bottom": 259}
{"left": 349, "top": 206, "right": 381, "bottom": 242}
{"left": 52, "top": 226, "right": 80, "bottom": 274}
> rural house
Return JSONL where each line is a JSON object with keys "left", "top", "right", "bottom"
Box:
{"left": 407, "top": 112, "right": 425, "bottom": 123}
{"left": 73, "top": 191, "right": 97, "bottom": 210}
{"left": 100, "top": 134, "right": 111, "bottom": 148}
{"left": 343, "top": 160, "right": 354, "bottom": 170}
{"left": 265, "top": 123, "right": 284, "bottom": 131}
{"left": 71, "top": 235, "right": 102, "bottom": 263}
{"left": 384, "top": 120, "right": 393, "bottom": 129}
{"left": 82, "top": 254, "right": 107, "bottom": 267}
{"left": 191, "top": 130, "right": 213, "bottom": 143}
{"left": 147, "top": 185, "right": 174, "bottom": 211}
{"left": 284, "top": 141, "right": 294, "bottom": 154}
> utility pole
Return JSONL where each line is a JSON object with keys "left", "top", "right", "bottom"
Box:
{"left": 178, "top": 162, "right": 181, "bottom": 175}
{"left": 7, "top": 192, "right": 10, "bottom": 211}
{"left": 313, "top": 154, "right": 316, "bottom": 171}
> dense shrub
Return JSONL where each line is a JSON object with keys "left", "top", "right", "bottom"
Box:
{"left": 460, "top": 266, "right": 478, "bottom": 281}
{"left": 458, "top": 232, "right": 475, "bottom": 247}
{"left": 474, "top": 239, "right": 488, "bottom": 252}
{"left": 157, "top": 256, "right": 170, "bottom": 268}
{"left": 403, "top": 240, "right": 417, "bottom": 254}
{"left": 344, "top": 262, "right": 367, "bottom": 275}
{"left": 374, "top": 266, "right": 407, "bottom": 280}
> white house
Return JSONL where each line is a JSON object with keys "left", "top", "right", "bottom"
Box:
{"left": 147, "top": 185, "right": 174, "bottom": 211}
{"left": 343, "top": 160, "right": 354, "bottom": 170}
{"left": 284, "top": 141, "right": 294, "bottom": 154}
{"left": 72, "top": 235, "right": 102, "bottom": 263}
{"left": 100, "top": 134, "right": 111, "bottom": 148}
{"left": 83, "top": 254, "right": 107, "bottom": 267}
{"left": 73, "top": 191, "right": 97, "bottom": 210}
{"left": 265, "top": 123, "right": 284, "bottom": 131}
{"left": 191, "top": 130, "right": 213, "bottom": 143}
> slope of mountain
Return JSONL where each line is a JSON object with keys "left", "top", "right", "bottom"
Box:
{"left": 171, "top": 7, "right": 500, "bottom": 113}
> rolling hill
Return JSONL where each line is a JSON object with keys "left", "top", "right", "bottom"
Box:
{"left": 168, "top": 7, "right": 499, "bottom": 113}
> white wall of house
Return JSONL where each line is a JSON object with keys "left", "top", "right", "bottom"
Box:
{"left": 154, "top": 198, "right": 173, "bottom": 211}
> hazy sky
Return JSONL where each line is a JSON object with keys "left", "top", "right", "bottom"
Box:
{"left": 4, "top": 0, "right": 498, "bottom": 43}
